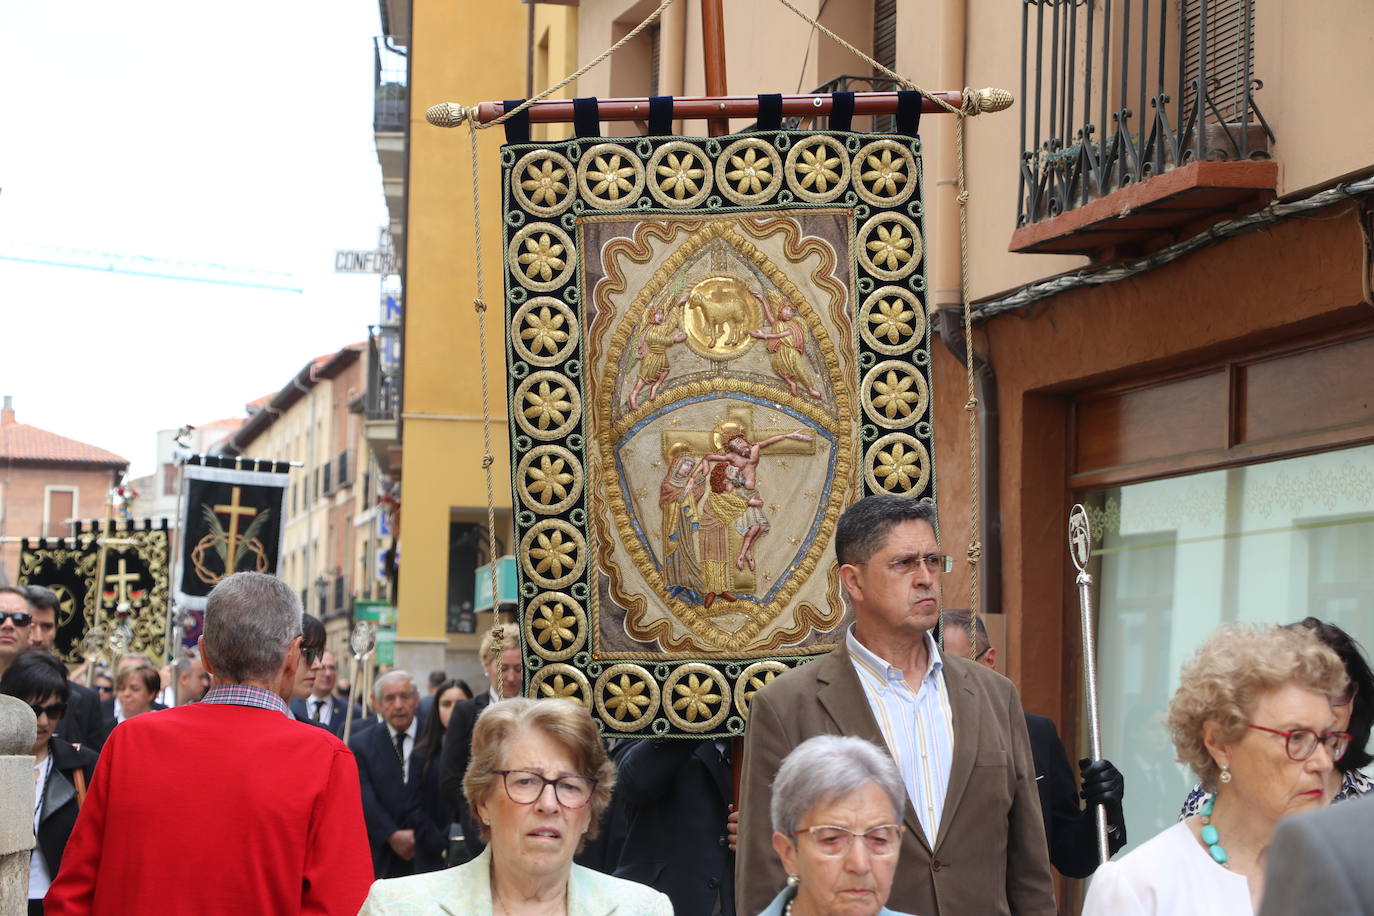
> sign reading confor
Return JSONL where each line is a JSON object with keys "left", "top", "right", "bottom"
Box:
{"left": 334, "top": 249, "right": 400, "bottom": 274}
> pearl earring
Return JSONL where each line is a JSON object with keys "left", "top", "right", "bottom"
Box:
{"left": 786, "top": 874, "right": 800, "bottom": 888}
{"left": 1218, "top": 764, "right": 1232, "bottom": 784}
{"left": 483, "top": 818, "right": 491, "bottom": 825}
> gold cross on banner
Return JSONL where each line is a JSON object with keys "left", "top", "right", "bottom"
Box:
{"left": 104, "top": 557, "right": 140, "bottom": 605}
{"left": 213, "top": 487, "right": 259, "bottom": 571}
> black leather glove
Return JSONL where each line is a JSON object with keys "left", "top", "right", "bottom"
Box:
{"left": 1078, "top": 757, "right": 1124, "bottom": 807}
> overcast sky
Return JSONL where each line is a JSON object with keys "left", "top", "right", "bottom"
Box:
{"left": 1, "top": 0, "right": 393, "bottom": 478}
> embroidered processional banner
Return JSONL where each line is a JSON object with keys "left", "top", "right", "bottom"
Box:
{"left": 174, "top": 460, "right": 288, "bottom": 610}
{"left": 502, "top": 129, "right": 933, "bottom": 737}
{"left": 18, "top": 519, "right": 171, "bottom": 664}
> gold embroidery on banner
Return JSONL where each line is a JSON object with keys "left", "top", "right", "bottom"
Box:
{"left": 853, "top": 139, "right": 919, "bottom": 208}
{"left": 523, "top": 592, "right": 586, "bottom": 661}
{"left": 865, "top": 434, "right": 931, "bottom": 496}
{"left": 513, "top": 370, "right": 582, "bottom": 441}
{"left": 594, "top": 663, "right": 661, "bottom": 732}
{"left": 529, "top": 664, "right": 592, "bottom": 708}
{"left": 520, "top": 519, "right": 587, "bottom": 589}
{"left": 863, "top": 360, "right": 929, "bottom": 429}
{"left": 784, "top": 135, "right": 851, "bottom": 204}
{"left": 581, "top": 214, "right": 856, "bottom": 658}
{"left": 511, "top": 297, "right": 579, "bottom": 368}
{"left": 508, "top": 222, "right": 576, "bottom": 292}
{"left": 511, "top": 149, "right": 576, "bottom": 218}
{"left": 662, "top": 663, "right": 730, "bottom": 732}
{"left": 516, "top": 445, "right": 584, "bottom": 515}
{"left": 715, "top": 138, "right": 784, "bottom": 205}
{"left": 859, "top": 286, "right": 925, "bottom": 356}
{"left": 858, "top": 213, "right": 923, "bottom": 282}
{"left": 734, "top": 660, "right": 789, "bottom": 719}
{"left": 646, "top": 142, "right": 714, "bottom": 209}
{"left": 577, "top": 143, "right": 646, "bottom": 210}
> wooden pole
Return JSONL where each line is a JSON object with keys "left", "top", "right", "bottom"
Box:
{"left": 439, "top": 90, "right": 1004, "bottom": 129}
{"left": 701, "top": 0, "right": 729, "bottom": 136}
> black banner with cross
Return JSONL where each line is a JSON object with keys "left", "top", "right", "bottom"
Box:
{"left": 18, "top": 518, "right": 171, "bottom": 664}
{"left": 174, "top": 459, "right": 289, "bottom": 610}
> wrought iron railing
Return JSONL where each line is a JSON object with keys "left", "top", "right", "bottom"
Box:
{"left": 365, "top": 324, "right": 400, "bottom": 421}
{"left": 1017, "top": 0, "right": 1274, "bottom": 226}
{"left": 374, "top": 37, "right": 407, "bottom": 133}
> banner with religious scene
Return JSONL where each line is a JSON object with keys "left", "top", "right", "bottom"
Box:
{"left": 174, "top": 460, "right": 288, "bottom": 609}
{"left": 18, "top": 519, "right": 171, "bottom": 664}
{"left": 502, "top": 126, "right": 933, "bottom": 737}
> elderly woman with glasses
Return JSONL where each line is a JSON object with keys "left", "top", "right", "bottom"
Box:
{"left": 2, "top": 650, "right": 100, "bottom": 913}
{"left": 759, "top": 735, "right": 915, "bottom": 916}
{"left": 359, "top": 697, "right": 671, "bottom": 915}
{"left": 1084, "top": 624, "right": 1349, "bottom": 916}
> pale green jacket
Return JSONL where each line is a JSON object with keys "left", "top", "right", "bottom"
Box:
{"left": 357, "top": 847, "right": 674, "bottom": 915}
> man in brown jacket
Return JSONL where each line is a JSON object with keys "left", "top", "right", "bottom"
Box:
{"left": 735, "top": 495, "right": 1056, "bottom": 915}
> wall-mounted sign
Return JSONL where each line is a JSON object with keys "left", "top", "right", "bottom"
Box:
{"left": 334, "top": 249, "right": 400, "bottom": 274}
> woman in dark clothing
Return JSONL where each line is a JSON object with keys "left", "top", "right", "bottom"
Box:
{"left": 2, "top": 650, "right": 100, "bottom": 915}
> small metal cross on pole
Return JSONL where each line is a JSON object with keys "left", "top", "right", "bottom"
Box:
{"left": 1069, "top": 503, "right": 1111, "bottom": 865}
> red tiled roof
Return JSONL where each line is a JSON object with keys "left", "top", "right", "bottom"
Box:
{"left": 196, "top": 417, "right": 246, "bottom": 429}
{"left": 0, "top": 420, "right": 128, "bottom": 468}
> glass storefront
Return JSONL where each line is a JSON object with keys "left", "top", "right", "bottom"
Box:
{"left": 1089, "top": 442, "right": 1374, "bottom": 854}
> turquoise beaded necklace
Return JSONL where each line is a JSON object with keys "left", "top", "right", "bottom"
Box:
{"left": 1198, "top": 797, "right": 1229, "bottom": 868}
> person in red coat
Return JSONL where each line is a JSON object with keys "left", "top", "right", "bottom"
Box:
{"left": 45, "top": 572, "right": 373, "bottom": 915}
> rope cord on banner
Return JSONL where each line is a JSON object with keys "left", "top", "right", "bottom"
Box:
{"left": 456, "top": 0, "right": 990, "bottom": 655}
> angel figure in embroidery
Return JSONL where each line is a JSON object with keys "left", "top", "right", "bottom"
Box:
{"left": 628, "top": 303, "right": 688, "bottom": 411}
{"left": 750, "top": 290, "right": 822, "bottom": 399}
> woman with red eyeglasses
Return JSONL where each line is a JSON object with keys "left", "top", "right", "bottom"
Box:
{"left": 1179, "top": 617, "right": 1374, "bottom": 819}
{"left": 1, "top": 650, "right": 99, "bottom": 915}
{"left": 1085, "top": 625, "right": 1350, "bottom": 915}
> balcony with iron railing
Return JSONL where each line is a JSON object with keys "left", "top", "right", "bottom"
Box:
{"left": 1011, "top": 0, "right": 1277, "bottom": 259}
{"left": 374, "top": 37, "right": 407, "bottom": 134}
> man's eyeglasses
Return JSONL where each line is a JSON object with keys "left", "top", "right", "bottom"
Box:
{"left": 791, "top": 823, "right": 905, "bottom": 857}
{"left": 29, "top": 702, "right": 67, "bottom": 721}
{"left": 93, "top": 685, "right": 113, "bottom": 696}
{"left": 302, "top": 646, "right": 324, "bottom": 667}
{"left": 889, "top": 555, "right": 954, "bottom": 574}
{"left": 0, "top": 611, "right": 33, "bottom": 627}
{"left": 495, "top": 769, "right": 598, "bottom": 808}
{"left": 1247, "top": 724, "right": 1352, "bottom": 762}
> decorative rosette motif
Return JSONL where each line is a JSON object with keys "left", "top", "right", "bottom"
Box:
{"left": 865, "top": 434, "right": 931, "bottom": 496}
{"left": 862, "top": 360, "right": 929, "bottom": 429}
{"left": 853, "top": 139, "right": 919, "bottom": 208}
{"left": 511, "top": 149, "right": 576, "bottom": 217}
{"left": 511, "top": 297, "right": 579, "bottom": 368}
{"left": 594, "top": 664, "right": 661, "bottom": 732}
{"left": 529, "top": 664, "right": 592, "bottom": 708}
{"left": 576, "top": 143, "right": 646, "bottom": 210}
{"left": 519, "top": 519, "right": 587, "bottom": 589}
{"left": 662, "top": 664, "right": 730, "bottom": 732}
{"left": 715, "top": 138, "right": 783, "bottom": 206}
{"left": 513, "top": 370, "right": 581, "bottom": 441}
{"left": 859, "top": 287, "right": 925, "bottom": 356}
{"left": 784, "top": 135, "right": 850, "bottom": 204}
{"left": 734, "top": 661, "right": 788, "bottom": 719}
{"left": 646, "top": 141, "right": 713, "bottom": 209}
{"left": 516, "top": 445, "right": 583, "bottom": 515}
{"left": 858, "top": 213, "right": 923, "bottom": 282}
{"left": 508, "top": 223, "right": 576, "bottom": 292}
{"left": 523, "top": 592, "right": 586, "bottom": 661}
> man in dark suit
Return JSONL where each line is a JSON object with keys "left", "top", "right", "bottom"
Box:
{"left": 614, "top": 738, "right": 735, "bottom": 915}
{"left": 440, "top": 623, "right": 523, "bottom": 856}
{"left": 736, "top": 496, "right": 1056, "bottom": 916}
{"left": 290, "top": 650, "right": 355, "bottom": 735}
{"left": 941, "top": 608, "right": 1127, "bottom": 878}
{"left": 20, "top": 585, "right": 107, "bottom": 749}
{"left": 1258, "top": 794, "right": 1374, "bottom": 915}
{"left": 349, "top": 669, "right": 448, "bottom": 878}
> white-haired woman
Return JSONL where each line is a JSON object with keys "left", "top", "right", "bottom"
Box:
{"left": 1083, "top": 624, "right": 1349, "bottom": 915}
{"left": 760, "top": 735, "right": 915, "bottom": 916}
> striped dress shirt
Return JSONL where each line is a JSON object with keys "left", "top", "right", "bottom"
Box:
{"left": 846, "top": 626, "right": 955, "bottom": 845}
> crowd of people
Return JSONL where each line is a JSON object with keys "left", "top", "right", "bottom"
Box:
{"left": 0, "top": 494, "right": 1371, "bottom": 915}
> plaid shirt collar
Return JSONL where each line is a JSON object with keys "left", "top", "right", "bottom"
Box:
{"left": 201, "top": 684, "right": 289, "bottom": 715}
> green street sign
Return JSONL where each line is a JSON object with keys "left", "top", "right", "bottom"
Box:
{"left": 474, "top": 555, "right": 519, "bottom": 612}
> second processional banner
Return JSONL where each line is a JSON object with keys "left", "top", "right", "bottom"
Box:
{"left": 501, "top": 123, "right": 935, "bottom": 737}
{"left": 174, "top": 462, "right": 288, "bottom": 610}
